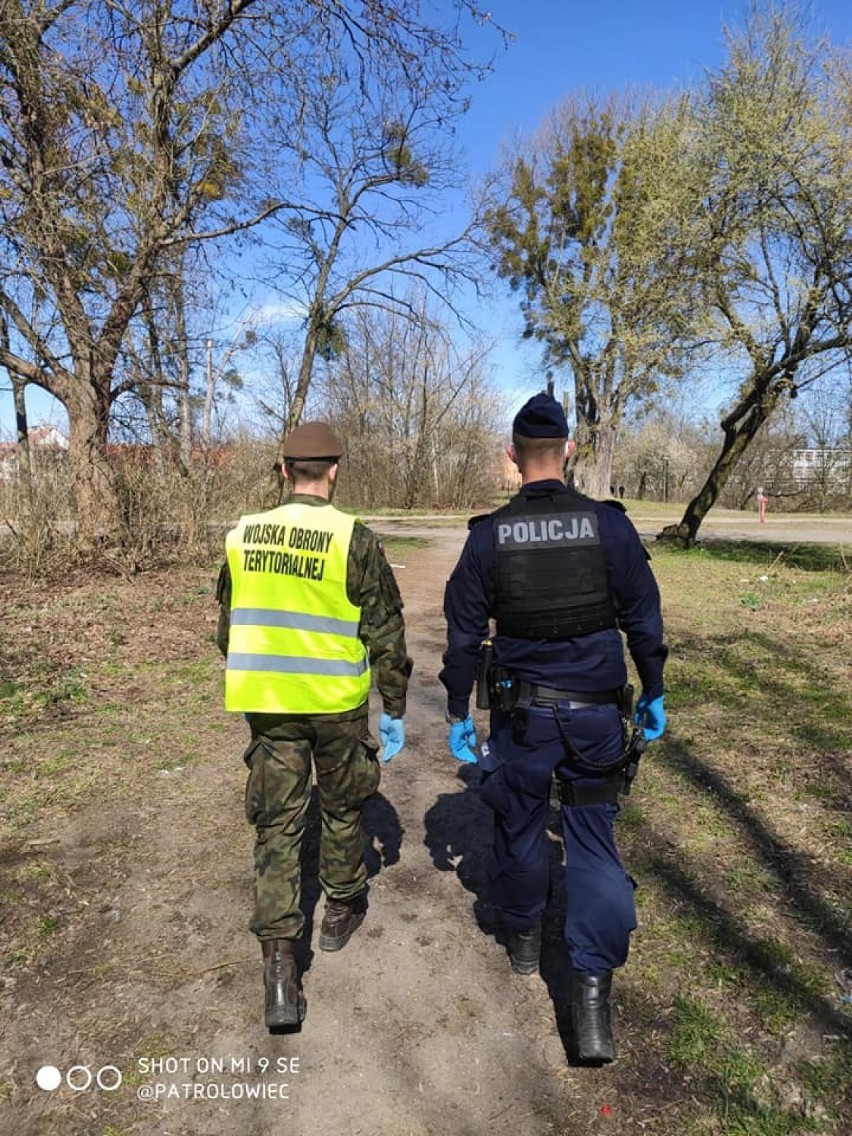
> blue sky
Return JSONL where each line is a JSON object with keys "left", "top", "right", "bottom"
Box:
{"left": 463, "top": 0, "right": 731, "bottom": 171}
{"left": 3, "top": 0, "right": 851, "bottom": 435}
{"left": 456, "top": 0, "right": 852, "bottom": 413}
{"left": 462, "top": 0, "right": 852, "bottom": 171}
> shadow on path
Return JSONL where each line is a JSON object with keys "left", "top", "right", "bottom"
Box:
{"left": 299, "top": 788, "right": 403, "bottom": 977}
{"left": 423, "top": 766, "right": 585, "bottom": 1060}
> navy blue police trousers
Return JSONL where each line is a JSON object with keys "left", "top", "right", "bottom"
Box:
{"left": 480, "top": 701, "right": 637, "bottom": 974}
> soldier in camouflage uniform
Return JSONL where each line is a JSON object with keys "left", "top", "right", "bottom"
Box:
{"left": 217, "top": 421, "right": 411, "bottom": 1029}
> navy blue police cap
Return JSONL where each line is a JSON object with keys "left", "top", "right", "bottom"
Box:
{"left": 512, "top": 392, "right": 570, "bottom": 439}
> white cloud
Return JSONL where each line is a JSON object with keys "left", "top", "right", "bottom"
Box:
{"left": 252, "top": 299, "right": 307, "bottom": 326}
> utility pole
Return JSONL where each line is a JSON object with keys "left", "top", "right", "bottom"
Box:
{"left": 202, "top": 337, "right": 214, "bottom": 450}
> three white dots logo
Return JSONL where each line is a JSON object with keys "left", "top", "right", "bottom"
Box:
{"left": 36, "top": 1064, "right": 122, "bottom": 1092}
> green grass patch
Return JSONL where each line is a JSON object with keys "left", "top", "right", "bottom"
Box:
{"left": 723, "top": 860, "right": 774, "bottom": 895}
{"left": 619, "top": 536, "right": 850, "bottom": 1131}
{"left": 37, "top": 915, "right": 60, "bottom": 938}
{"left": 34, "top": 753, "right": 72, "bottom": 778}
{"left": 800, "top": 1042, "right": 852, "bottom": 1115}
{"left": 118, "top": 1032, "right": 177, "bottom": 1089}
{"left": 154, "top": 756, "right": 188, "bottom": 772}
{"left": 3, "top": 949, "right": 30, "bottom": 968}
{"left": 667, "top": 538, "right": 851, "bottom": 574}
{"left": 823, "top": 818, "right": 852, "bottom": 867}
{"left": 377, "top": 534, "right": 430, "bottom": 559}
{"left": 16, "top": 862, "right": 53, "bottom": 883}
{"left": 0, "top": 662, "right": 89, "bottom": 724}
{"left": 668, "top": 996, "right": 819, "bottom": 1135}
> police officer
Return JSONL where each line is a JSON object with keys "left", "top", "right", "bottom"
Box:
{"left": 440, "top": 393, "right": 667, "bottom": 1064}
{"left": 217, "top": 421, "right": 412, "bottom": 1029}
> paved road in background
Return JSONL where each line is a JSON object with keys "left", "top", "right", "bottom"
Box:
{"left": 623, "top": 510, "right": 852, "bottom": 545}
{"left": 365, "top": 509, "right": 852, "bottom": 547}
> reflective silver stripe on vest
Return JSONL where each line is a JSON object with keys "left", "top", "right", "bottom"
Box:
{"left": 227, "top": 653, "right": 369, "bottom": 677}
{"left": 230, "top": 608, "right": 360, "bottom": 637}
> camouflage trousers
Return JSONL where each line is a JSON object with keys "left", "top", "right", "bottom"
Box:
{"left": 242, "top": 709, "right": 381, "bottom": 942}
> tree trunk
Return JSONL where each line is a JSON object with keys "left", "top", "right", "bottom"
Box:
{"left": 659, "top": 382, "right": 781, "bottom": 545}
{"left": 138, "top": 382, "right": 172, "bottom": 474}
{"left": 201, "top": 338, "right": 215, "bottom": 451}
{"left": 402, "top": 373, "right": 432, "bottom": 510}
{"left": 175, "top": 289, "right": 193, "bottom": 471}
{"left": 13, "top": 376, "right": 32, "bottom": 511}
{"left": 589, "top": 419, "right": 618, "bottom": 499}
{"left": 575, "top": 417, "right": 618, "bottom": 499}
{"left": 66, "top": 382, "right": 121, "bottom": 549}
{"left": 271, "top": 322, "right": 320, "bottom": 505}
{"left": 431, "top": 433, "right": 440, "bottom": 504}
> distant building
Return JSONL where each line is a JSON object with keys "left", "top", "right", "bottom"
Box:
{"left": 790, "top": 448, "right": 852, "bottom": 490}
{"left": 0, "top": 427, "right": 69, "bottom": 482}
{"left": 0, "top": 431, "right": 242, "bottom": 483}
{"left": 500, "top": 448, "right": 521, "bottom": 493}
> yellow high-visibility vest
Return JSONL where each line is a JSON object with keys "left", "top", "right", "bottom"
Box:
{"left": 224, "top": 502, "right": 370, "bottom": 714}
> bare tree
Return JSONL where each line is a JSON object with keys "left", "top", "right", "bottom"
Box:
{"left": 118, "top": 248, "right": 202, "bottom": 472}
{"left": 0, "top": 315, "right": 33, "bottom": 508}
{"left": 709, "top": 409, "right": 805, "bottom": 510}
{"left": 0, "top": 0, "right": 276, "bottom": 545}
{"left": 324, "top": 301, "right": 503, "bottom": 510}
{"left": 612, "top": 412, "right": 709, "bottom": 504}
{"left": 793, "top": 378, "right": 852, "bottom": 508}
{"left": 259, "top": 21, "right": 490, "bottom": 498}
{"left": 0, "top": 1, "right": 496, "bottom": 547}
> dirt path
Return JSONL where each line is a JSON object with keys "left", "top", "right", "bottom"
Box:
{"left": 5, "top": 525, "right": 646, "bottom": 1136}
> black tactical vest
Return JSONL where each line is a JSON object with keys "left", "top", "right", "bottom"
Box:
{"left": 493, "top": 491, "right": 616, "bottom": 640}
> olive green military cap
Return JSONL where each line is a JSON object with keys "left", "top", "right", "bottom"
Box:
{"left": 282, "top": 421, "right": 344, "bottom": 460}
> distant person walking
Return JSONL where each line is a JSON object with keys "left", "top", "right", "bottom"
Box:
{"left": 756, "top": 487, "right": 768, "bottom": 524}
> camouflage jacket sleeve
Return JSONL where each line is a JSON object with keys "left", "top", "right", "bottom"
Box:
{"left": 348, "top": 522, "right": 412, "bottom": 718}
{"left": 215, "top": 562, "right": 232, "bottom": 658}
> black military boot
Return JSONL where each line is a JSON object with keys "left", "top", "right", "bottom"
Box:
{"left": 508, "top": 923, "right": 542, "bottom": 975}
{"left": 261, "top": 939, "right": 306, "bottom": 1029}
{"left": 570, "top": 971, "right": 614, "bottom": 1063}
{"left": 319, "top": 893, "right": 367, "bottom": 952}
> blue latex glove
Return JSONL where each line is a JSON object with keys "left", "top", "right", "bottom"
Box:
{"left": 635, "top": 693, "right": 666, "bottom": 741}
{"left": 379, "top": 712, "right": 405, "bottom": 763}
{"left": 448, "top": 715, "right": 478, "bottom": 763}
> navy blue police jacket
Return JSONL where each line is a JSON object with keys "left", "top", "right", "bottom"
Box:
{"left": 440, "top": 480, "right": 667, "bottom": 719}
